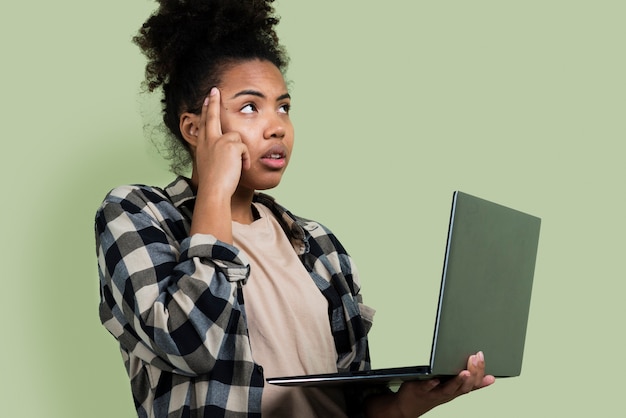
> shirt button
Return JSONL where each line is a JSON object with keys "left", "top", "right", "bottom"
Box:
{"left": 256, "top": 365, "right": 264, "bottom": 375}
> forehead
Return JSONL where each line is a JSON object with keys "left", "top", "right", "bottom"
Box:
{"left": 219, "top": 60, "right": 287, "bottom": 96}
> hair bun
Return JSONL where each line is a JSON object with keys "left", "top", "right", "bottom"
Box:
{"left": 135, "top": 0, "right": 281, "bottom": 92}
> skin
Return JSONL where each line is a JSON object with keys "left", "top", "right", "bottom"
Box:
{"left": 365, "top": 351, "right": 495, "bottom": 417}
{"left": 180, "top": 59, "right": 294, "bottom": 243}
{"left": 179, "top": 58, "right": 495, "bottom": 416}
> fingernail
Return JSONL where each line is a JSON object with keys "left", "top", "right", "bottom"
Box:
{"left": 471, "top": 355, "right": 478, "bottom": 367}
{"left": 478, "top": 351, "right": 484, "bottom": 363}
{"left": 210, "top": 87, "right": 218, "bottom": 96}
{"left": 203, "top": 97, "right": 209, "bottom": 106}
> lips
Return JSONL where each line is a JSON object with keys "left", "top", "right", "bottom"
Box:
{"left": 260, "top": 144, "right": 289, "bottom": 169}
{"left": 262, "top": 144, "right": 287, "bottom": 159}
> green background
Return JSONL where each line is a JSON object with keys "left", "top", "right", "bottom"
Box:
{"left": 1, "top": 0, "right": 624, "bottom": 416}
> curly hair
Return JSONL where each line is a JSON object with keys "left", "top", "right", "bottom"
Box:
{"left": 133, "top": 0, "right": 289, "bottom": 174}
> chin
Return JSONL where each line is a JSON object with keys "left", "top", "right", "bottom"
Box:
{"left": 254, "top": 181, "right": 282, "bottom": 191}
{"left": 246, "top": 172, "right": 286, "bottom": 192}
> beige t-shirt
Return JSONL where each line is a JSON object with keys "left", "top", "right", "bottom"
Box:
{"left": 233, "top": 202, "right": 348, "bottom": 417}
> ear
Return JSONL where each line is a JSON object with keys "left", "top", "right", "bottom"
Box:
{"left": 179, "top": 112, "right": 201, "bottom": 148}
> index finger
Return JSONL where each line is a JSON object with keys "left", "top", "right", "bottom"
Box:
{"left": 202, "top": 86, "right": 223, "bottom": 140}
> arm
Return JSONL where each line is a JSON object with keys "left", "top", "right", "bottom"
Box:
{"left": 183, "top": 87, "right": 251, "bottom": 241}
{"left": 96, "top": 187, "right": 250, "bottom": 376}
{"left": 97, "top": 88, "right": 254, "bottom": 375}
{"left": 364, "top": 352, "right": 496, "bottom": 418}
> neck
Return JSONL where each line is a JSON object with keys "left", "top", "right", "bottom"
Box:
{"left": 230, "top": 187, "right": 256, "bottom": 224}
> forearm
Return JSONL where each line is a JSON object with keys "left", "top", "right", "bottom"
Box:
{"left": 97, "top": 198, "right": 250, "bottom": 375}
{"left": 100, "top": 236, "right": 248, "bottom": 372}
{"left": 190, "top": 188, "right": 233, "bottom": 244}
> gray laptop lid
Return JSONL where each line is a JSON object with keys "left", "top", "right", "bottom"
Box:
{"left": 266, "top": 191, "right": 541, "bottom": 386}
{"left": 431, "top": 191, "right": 541, "bottom": 377}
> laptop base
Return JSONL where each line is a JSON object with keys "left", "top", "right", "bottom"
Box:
{"left": 267, "top": 365, "right": 450, "bottom": 387}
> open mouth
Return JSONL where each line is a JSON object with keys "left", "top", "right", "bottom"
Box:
{"left": 260, "top": 145, "right": 288, "bottom": 169}
{"left": 262, "top": 144, "right": 288, "bottom": 160}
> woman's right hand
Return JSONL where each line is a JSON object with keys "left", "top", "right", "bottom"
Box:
{"left": 194, "top": 87, "right": 250, "bottom": 201}
{"left": 189, "top": 87, "right": 250, "bottom": 242}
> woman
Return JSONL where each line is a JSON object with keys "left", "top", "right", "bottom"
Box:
{"left": 95, "top": 1, "right": 494, "bottom": 417}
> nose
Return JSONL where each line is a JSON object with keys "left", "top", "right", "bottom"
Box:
{"left": 264, "top": 113, "right": 286, "bottom": 140}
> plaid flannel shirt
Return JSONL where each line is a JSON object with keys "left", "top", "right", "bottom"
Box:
{"left": 95, "top": 177, "right": 378, "bottom": 418}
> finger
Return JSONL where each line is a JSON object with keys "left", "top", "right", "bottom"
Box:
{"left": 478, "top": 374, "right": 496, "bottom": 389}
{"left": 206, "top": 87, "right": 223, "bottom": 141}
{"left": 436, "top": 373, "right": 467, "bottom": 398}
{"left": 241, "top": 144, "right": 251, "bottom": 170}
{"left": 457, "top": 370, "right": 476, "bottom": 394}
{"left": 198, "top": 92, "right": 209, "bottom": 138}
{"left": 401, "top": 379, "right": 441, "bottom": 395}
{"left": 467, "top": 352, "right": 486, "bottom": 388}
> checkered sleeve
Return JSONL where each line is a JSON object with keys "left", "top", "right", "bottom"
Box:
{"left": 95, "top": 185, "right": 253, "bottom": 377}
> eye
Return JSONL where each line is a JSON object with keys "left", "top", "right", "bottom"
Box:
{"left": 241, "top": 103, "right": 256, "bottom": 114}
{"left": 278, "top": 103, "right": 291, "bottom": 114}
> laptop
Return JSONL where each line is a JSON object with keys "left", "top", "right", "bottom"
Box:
{"left": 267, "top": 191, "right": 541, "bottom": 387}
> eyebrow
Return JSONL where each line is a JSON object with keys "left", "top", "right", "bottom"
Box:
{"left": 230, "top": 89, "right": 291, "bottom": 101}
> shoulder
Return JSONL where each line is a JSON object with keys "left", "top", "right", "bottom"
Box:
{"left": 96, "top": 184, "right": 170, "bottom": 219}
{"left": 255, "top": 192, "right": 348, "bottom": 255}
{"left": 294, "top": 214, "right": 349, "bottom": 258}
{"left": 95, "top": 178, "right": 193, "bottom": 233}
{"left": 98, "top": 177, "right": 192, "bottom": 214}
{"left": 103, "top": 183, "right": 167, "bottom": 206}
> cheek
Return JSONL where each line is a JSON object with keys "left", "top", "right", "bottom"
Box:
{"left": 219, "top": 113, "right": 235, "bottom": 133}
{"left": 220, "top": 114, "right": 254, "bottom": 137}
{"left": 286, "top": 126, "right": 295, "bottom": 148}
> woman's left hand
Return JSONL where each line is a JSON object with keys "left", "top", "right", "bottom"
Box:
{"left": 365, "top": 351, "right": 495, "bottom": 418}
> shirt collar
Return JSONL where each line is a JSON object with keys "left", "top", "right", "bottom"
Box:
{"left": 163, "top": 176, "right": 196, "bottom": 208}
{"left": 254, "top": 192, "right": 309, "bottom": 255}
